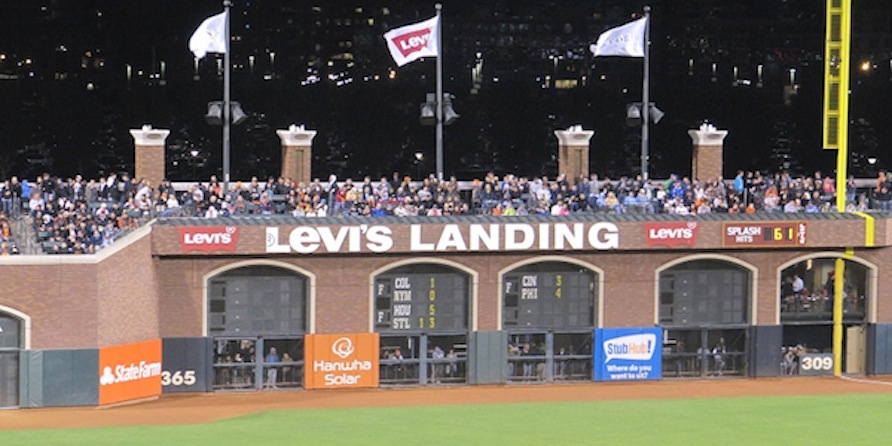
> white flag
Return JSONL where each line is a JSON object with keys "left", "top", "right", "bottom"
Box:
{"left": 189, "top": 11, "right": 228, "bottom": 59}
{"left": 383, "top": 15, "right": 439, "bottom": 67}
{"left": 590, "top": 17, "right": 647, "bottom": 58}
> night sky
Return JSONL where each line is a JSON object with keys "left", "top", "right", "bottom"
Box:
{"left": 0, "top": 0, "right": 890, "bottom": 182}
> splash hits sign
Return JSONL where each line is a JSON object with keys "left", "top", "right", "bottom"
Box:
{"left": 383, "top": 15, "right": 439, "bottom": 67}
{"left": 594, "top": 328, "right": 662, "bottom": 382}
{"left": 304, "top": 333, "right": 379, "bottom": 389}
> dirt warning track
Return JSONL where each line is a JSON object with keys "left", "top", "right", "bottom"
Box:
{"left": 5, "top": 376, "right": 892, "bottom": 431}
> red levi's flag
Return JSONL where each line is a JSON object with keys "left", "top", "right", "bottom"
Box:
{"left": 383, "top": 15, "right": 439, "bottom": 67}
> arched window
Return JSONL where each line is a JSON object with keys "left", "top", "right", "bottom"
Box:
{"left": 0, "top": 312, "right": 23, "bottom": 408}
{"left": 659, "top": 260, "right": 751, "bottom": 325}
{"left": 208, "top": 265, "right": 309, "bottom": 336}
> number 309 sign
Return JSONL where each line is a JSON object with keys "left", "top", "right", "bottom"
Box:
{"left": 799, "top": 353, "right": 834, "bottom": 376}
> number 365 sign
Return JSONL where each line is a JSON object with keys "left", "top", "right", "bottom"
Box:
{"left": 162, "top": 338, "right": 210, "bottom": 393}
{"left": 799, "top": 353, "right": 834, "bottom": 376}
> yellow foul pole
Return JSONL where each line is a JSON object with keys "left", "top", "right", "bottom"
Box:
{"left": 822, "top": 0, "right": 852, "bottom": 377}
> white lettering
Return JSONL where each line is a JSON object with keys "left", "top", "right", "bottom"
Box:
{"left": 554, "top": 223, "right": 585, "bottom": 250}
{"left": 317, "top": 226, "right": 350, "bottom": 252}
{"left": 366, "top": 226, "right": 393, "bottom": 252}
{"left": 727, "top": 226, "right": 762, "bottom": 237}
{"left": 107, "top": 361, "right": 162, "bottom": 385}
{"left": 436, "top": 224, "right": 468, "bottom": 251}
{"left": 184, "top": 233, "right": 232, "bottom": 245}
{"left": 588, "top": 222, "right": 620, "bottom": 249}
{"left": 505, "top": 224, "right": 535, "bottom": 250}
{"left": 410, "top": 224, "right": 435, "bottom": 251}
{"left": 324, "top": 373, "right": 361, "bottom": 386}
{"left": 538, "top": 223, "right": 550, "bottom": 250}
{"left": 265, "top": 227, "right": 290, "bottom": 253}
{"left": 393, "top": 290, "right": 412, "bottom": 302}
{"left": 648, "top": 228, "right": 693, "bottom": 239}
{"left": 312, "top": 359, "right": 374, "bottom": 372}
{"left": 399, "top": 34, "right": 431, "bottom": 50}
{"left": 266, "top": 222, "right": 622, "bottom": 254}
{"left": 469, "top": 224, "right": 499, "bottom": 251}
{"left": 289, "top": 227, "right": 321, "bottom": 254}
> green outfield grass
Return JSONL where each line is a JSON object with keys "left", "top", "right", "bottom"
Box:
{"left": 6, "top": 393, "right": 892, "bottom": 445}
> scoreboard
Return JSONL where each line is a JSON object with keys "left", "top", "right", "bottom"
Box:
{"left": 374, "top": 273, "right": 469, "bottom": 332}
{"left": 502, "top": 269, "right": 596, "bottom": 328}
{"left": 723, "top": 222, "right": 807, "bottom": 247}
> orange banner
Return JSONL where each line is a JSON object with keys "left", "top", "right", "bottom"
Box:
{"left": 304, "top": 333, "right": 379, "bottom": 389}
{"left": 98, "top": 339, "right": 163, "bottom": 405}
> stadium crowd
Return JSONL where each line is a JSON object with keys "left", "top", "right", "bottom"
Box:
{"left": 1, "top": 168, "right": 891, "bottom": 255}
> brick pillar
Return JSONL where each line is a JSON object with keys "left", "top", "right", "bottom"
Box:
{"left": 554, "top": 126, "right": 594, "bottom": 183}
{"left": 688, "top": 124, "right": 729, "bottom": 182}
{"left": 276, "top": 125, "right": 317, "bottom": 185}
{"left": 129, "top": 125, "right": 170, "bottom": 188}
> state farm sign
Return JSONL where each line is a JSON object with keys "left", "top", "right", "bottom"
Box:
{"left": 644, "top": 222, "right": 698, "bottom": 248}
{"left": 179, "top": 226, "right": 239, "bottom": 253}
{"left": 99, "top": 339, "right": 162, "bottom": 405}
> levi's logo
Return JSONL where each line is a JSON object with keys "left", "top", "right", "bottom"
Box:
{"left": 179, "top": 226, "right": 239, "bottom": 253}
{"left": 393, "top": 28, "right": 433, "bottom": 57}
{"left": 644, "top": 222, "right": 698, "bottom": 248}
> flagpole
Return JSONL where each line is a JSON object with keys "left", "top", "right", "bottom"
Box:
{"left": 435, "top": 3, "right": 444, "bottom": 182}
{"left": 222, "top": 0, "right": 232, "bottom": 196}
{"left": 641, "top": 6, "right": 651, "bottom": 181}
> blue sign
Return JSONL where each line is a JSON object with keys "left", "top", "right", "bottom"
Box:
{"left": 594, "top": 327, "right": 662, "bottom": 381}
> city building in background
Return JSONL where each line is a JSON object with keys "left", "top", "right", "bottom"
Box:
{"left": 0, "top": 0, "right": 890, "bottom": 181}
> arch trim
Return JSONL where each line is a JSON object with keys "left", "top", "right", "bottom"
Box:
{"left": 653, "top": 254, "right": 760, "bottom": 326}
{"left": 368, "top": 257, "right": 480, "bottom": 332}
{"left": 0, "top": 305, "right": 31, "bottom": 350}
{"left": 775, "top": 252, "right": 878, "bottom": 325}
{"left": 496, "top": 256, "right": 605, "bottom": 330}
{"left": 202, "top": 259, "right": 317, "bottom": 336}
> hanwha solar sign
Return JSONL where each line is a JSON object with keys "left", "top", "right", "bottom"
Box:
{"left": 304, "top": 333, "right": 379, "bottom": 389}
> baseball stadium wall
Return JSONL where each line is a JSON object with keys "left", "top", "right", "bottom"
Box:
{"left": 3, "top": 212, "right": 892, "bottom": 408}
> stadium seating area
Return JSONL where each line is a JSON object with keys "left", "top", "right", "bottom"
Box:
{"left": 1, "top": 169, "right": 890, "bottom": 255}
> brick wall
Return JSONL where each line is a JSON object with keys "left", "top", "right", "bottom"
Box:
{"left": 135, "top": 145, "right": 165, "bottom": 188}
{"left": 2, "top": 217, "right": 890, "bottom": 351}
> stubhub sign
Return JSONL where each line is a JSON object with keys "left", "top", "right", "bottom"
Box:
{"left": 594, "top": 327, "right": 662, "bottom": 382}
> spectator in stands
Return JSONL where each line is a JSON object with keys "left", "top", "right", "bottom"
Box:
{"left": 876, "top": 185, "right": 892, "bottom": 211}
{"left": 783, "top": 198, "right": 802, "bottom": 213}
{"left": 264, "top": 347, "right": 280, "bottom": 389}
{"left": 712, "top": 337, "right": 727, "bottom": 376}
{"left": 1, "top": 181, "right": 12, "bottom": 216}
